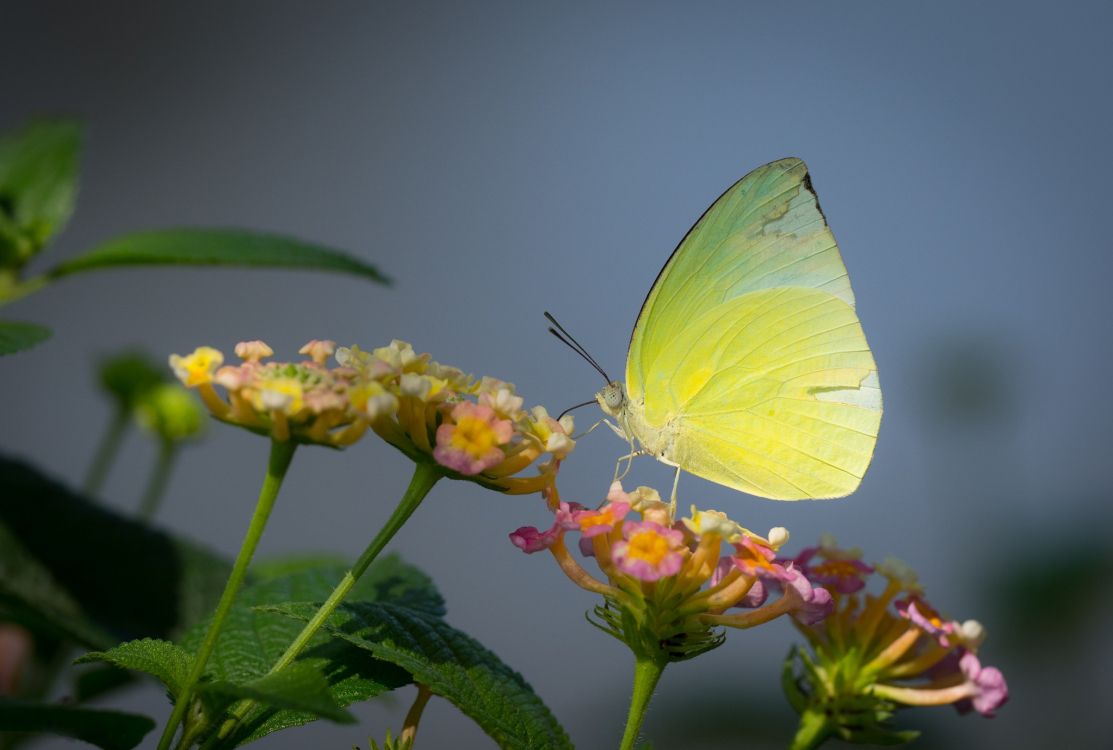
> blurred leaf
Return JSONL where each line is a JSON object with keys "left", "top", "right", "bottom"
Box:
{"left": 0, "top": 699, "right": 153, "bottom": 750}
{"left": 0, "top": 119, "right": 81, "bottom": 267}
{"left": 180, "top": 560, "right": 428, "bottom": 746}
{"left": 76, "top": 639, "right": 192, "bottom": 697}
{"left": 201, "top": 662, "right": 355, "bottom": 725}
{"left": 73, "top": 664, "right": 138, "bottom": 703}
{"left": 48, "top": 228, "right": 390, "bottom": 285}
{"left": 0, "top": 523, "right": 114, "bottom": 648}
{"left": 0, "top": 455, "right": 231, "bottom": 644}
{"left": 0, "top": 320, "right": 51, "bottom": 355}
{"left": 268, "top": 601, "right": 573, "bottom": 750}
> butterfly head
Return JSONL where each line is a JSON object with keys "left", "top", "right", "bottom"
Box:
{"left": 596, "top": 381, "right": 626, "bottom": 418}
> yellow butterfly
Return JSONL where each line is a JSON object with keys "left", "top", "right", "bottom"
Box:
{"left": 590, "top": 157, "right": 881, "bottom": 501}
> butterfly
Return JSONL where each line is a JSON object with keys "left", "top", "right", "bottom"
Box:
{"left": 590, "top": 157, "right": 881, "bottom": 501}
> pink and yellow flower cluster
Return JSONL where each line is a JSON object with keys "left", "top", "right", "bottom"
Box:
{"left": 170, "top": 339, "right": 574, "bottom": 493}
{"left": 510, "top": 481, "right": 830, "bottom": 661}
{"left": 784, "top": 536, "right": 1008, "bottom": 729}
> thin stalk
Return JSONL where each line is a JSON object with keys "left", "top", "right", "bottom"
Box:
{"left": 400, "top": 683, "right": 433, "bottom": 745}
{"left": 211, "top": 461, "right": 442, "bottom": 743}
{"left": 618, "top": 656, "right": 666, "bottom": 750}
{"left": 139, "top": 441, "right": 178, "bottom": 521}
{"left": 155, "top": 439, "right": 297, "bottom": 750}
{"left": 83, "top": 408, "right": 129, "bottom": 496}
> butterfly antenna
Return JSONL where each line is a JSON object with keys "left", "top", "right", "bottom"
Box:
{"left": 544, "top": 311, "right": 611, "bottom": 383}
{"left": 557, "top": 399, "right": 598, "bottom": 421}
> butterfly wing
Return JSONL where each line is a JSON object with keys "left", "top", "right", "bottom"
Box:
{"left": 626, "top": 158, "right": 881, "bottom": 499}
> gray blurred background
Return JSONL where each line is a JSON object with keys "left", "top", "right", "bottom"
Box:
{"left": 3, "top": 1, "right": 1112, "bottom": 748}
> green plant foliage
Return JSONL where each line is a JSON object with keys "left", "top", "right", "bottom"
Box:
{"left": 0, "top": 119, "right": 81, "bottom": 268}
{"left": 48, "top": 228, "right": 390, "bottom": 285}
{"left": 0, "top": 455, "right": 231, "bottom": 644}
{"left": 0, "top": 698, "right": 154, "bottom": 750}
{"left": 178, "top": 558, "right": 437, "bottom": 746}
{"left": 201, "top": 662, "right": 355, "bottom": 725}
{"left": 268, "top": 601, "right": 573, "bottom": 750}
{"left": 0, "top": 320, "right": 51, "bottom": 355}
{"left": 76, "top": 639, "right": 193, "bottom": 697}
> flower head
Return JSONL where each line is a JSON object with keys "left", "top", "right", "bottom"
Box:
{"left": 782, "top": 537, "right": 1008, "bottom": 744}
{"left": 169, "top": 340, "right": 368, "bottom": 447}
{"left": 509, "top": 481, "right": 824, "bottom": 663}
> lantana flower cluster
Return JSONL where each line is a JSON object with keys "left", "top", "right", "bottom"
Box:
{"left": 170, "top": 339, "right": 575, "bottom": 492}
{"left": 510, "top": 481, "right": 831, "bottom": 661}
{"left": 782, "top": 536, "right": 1008, "bottom": 747}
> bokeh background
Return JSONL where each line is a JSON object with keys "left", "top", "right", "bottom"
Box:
{"left": 3, "top": 1, "right": 1112, "bottom": 748}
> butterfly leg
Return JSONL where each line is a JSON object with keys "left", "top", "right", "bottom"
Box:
{"left": 613, "top": 448, "right": 645, "bottom": 483}
{"left": 669, "top": 465, "right": 682, "bottom": 513}
{"left": 574, "top": 418, "right": 625, "bottom": 441}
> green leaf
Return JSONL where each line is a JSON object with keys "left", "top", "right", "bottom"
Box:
{"left": 76, "top": 639, "right": 192, "bottom": 697}
{"left": 181, "top": 559, "right": 431, "bottom": 746}
{"left": 0, "top": 319, "right": 51, "bottom": 355}
{"left": 0, "top": 455, "right": 231, "bottom": 645}
{"left": 200, "top": 662, "right": 355, "bottom": 725}
{"left": 0, "top": 698, "right": 153, "bottom": 750}
{"left": 268, "top": 601, "right": 573, "bottom": 750}
{"left": 48, "top": 228, "right": 390, "bottom": 284}
{"left": 0, "top": 119, "right": 81, "bottom": 267}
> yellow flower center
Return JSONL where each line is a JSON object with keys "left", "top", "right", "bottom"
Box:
{"left": 815, "top": 560, "right": 860, "bottom": 578}
{"left": 171, "top": 346, "right": 224, "bottom": 387}
{"left": 625, "top": 529, "right": 672, "bottom": 566}
{"left": 451, "top": 415, "right": 499, "bottom": 459}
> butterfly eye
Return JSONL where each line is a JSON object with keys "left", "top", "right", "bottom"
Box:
{"left": 603, "top": 383, "right": 624, "bottom": 410}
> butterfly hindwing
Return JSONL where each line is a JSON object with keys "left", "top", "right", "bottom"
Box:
{"left": 648, "top": 287, "right": 880, "bottom": 499}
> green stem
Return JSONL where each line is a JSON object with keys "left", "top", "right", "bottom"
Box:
{"left": 618, "top": 656, "right": 666, "bottom": 750}
{"left": 83, "top": 408, "right": 129, "bottom": 496}
{"left": 155, "top": 439, "right": 297, "bottom": 750}
{"left": 139, "top": 442, "right": 178, "bottom": 521}
{"left": 211, "top": 460, "right": 442, "bottom": 744}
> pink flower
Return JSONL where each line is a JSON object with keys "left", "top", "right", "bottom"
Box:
{"left": 433, "top": 402, "right": 513, "bottom": 475}
{"left": 792, "top": 546, "right": 873, "bottom": 594}
{"left": 573, "top": 501, "right": 630, "bottom": 538}
{"left": 958, "top": 652, "right": 1009, "bottom": 717}
{"left": 732, "top": 536, "right": 794, "bottom": 584}
{"left": 896, "top": 595, "right": 956, "bottom": 647}
{"left": 509, "top": 502, "right": 582, "bottom": 554}
{"left": 612, "top": 521, "right": 685, "bottom": 582}
{"left": 791, "top": 585, "right": 833, "bottom": 625}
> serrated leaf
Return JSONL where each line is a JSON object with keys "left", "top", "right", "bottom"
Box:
{"left": 0, "top": 455, "right": 230, "bottom": 645}
{"left": 201, "top": 662, "right": 355, "bottom": 724}
{"left": 48, "top": 228, "right": 390, "bottom": 285}
{"left": 0, "top": 119, "right": 81, "bottom": 266}
{"left": 268, "top": 601, "right": 573, "bottom": 750}
{"left": 76, "top": 639, "right": 192, "bottom": 697}
{"left": 0, "top": 698, "right": 153, "bottom": 750}
{"left": 0, "top": 319, "right": 51, "bottom": 355}
{"left": 181, "top": 559, "right": 432, "bottom": 746}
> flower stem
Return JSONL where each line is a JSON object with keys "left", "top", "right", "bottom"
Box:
{"left": 139, "top": 441, "right": 178, "bottom": 521}
{"left": 155, "top": 439, "right": 297, "bottom": 750}
{"left": 618, "top": 655, "right": 666, "bottom": 750}
{"left": 400, "top": 683, "right": 433, "bottom": 744}
{"left": 212, "top": 460, "right": 442, "bottom": 743}
{"left": 83, "top": 408, "right": 129, "bottom": 496}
